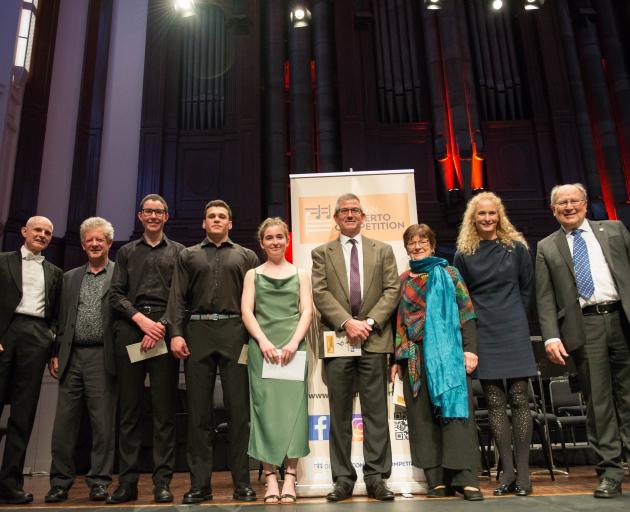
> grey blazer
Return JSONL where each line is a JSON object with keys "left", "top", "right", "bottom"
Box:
{"left": 311, "top": 235, "right": 400, "bottom": 355}
{"left": 535, "top": 220, "right": 630, "bottom": 353}
{"left": 54, "top": 261, "right": 116, "bottom": 379}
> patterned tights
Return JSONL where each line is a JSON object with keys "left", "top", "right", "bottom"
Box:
{"left": 482, "top": 378, "right": 532, "bottom": 488}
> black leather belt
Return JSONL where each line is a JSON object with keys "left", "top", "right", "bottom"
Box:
{"left": 582, "top": 301, "right": 620, "bottom": 316}
{"left": 135, "top": 305, "right": 166, "bottom": 315}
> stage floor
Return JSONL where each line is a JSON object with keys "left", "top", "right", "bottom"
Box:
{"left": 1, "top": 466, "right": 628, "bottom": 510}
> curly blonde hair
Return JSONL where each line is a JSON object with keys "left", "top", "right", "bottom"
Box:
{"left": 456, "top": 192, "right": 528, "bottom": 255}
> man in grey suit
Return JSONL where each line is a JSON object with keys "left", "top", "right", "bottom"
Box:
{"left": 0, "top": 216, "right": 63, "bottom": 504}
{"left": 536, "top": 183, "right": 630, "bottom": 499}
{"left": 311, "top": 193, "right": 400, "bottom": 502}
{"left": 44, "top": 217, "right": 117, "bottom": 504}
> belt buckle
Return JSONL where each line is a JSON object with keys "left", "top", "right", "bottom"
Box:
{"left": 142, "top": 305, "right": 152, "bottom": 314}
{"left": 209, "top": 313, "right": 219, "bottom": 321}
{"left": 595, "top": 303, "right": 608, "bottom": 315}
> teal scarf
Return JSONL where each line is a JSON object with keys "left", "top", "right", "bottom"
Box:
{"left": 410, "top": 257, "right": 469, "bottom": 420}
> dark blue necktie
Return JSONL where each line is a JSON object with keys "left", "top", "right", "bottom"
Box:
{"left": 571, "top": 229, "right": 595, "bottom": 300}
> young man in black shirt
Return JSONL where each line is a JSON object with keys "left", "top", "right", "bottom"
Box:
{"left": 108, "top": 194, "right": 184, "bottom": 504}
{"left": 167, "top": 199, "right": 259, "bottom": 504}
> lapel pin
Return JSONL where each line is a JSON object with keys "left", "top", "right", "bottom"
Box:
{"left": 599, "top": 228, "right": 604, "bottom": 231}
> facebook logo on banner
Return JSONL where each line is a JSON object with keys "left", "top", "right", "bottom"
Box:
{"left": 308, "top": 415, "right": 330, "bottom": 441}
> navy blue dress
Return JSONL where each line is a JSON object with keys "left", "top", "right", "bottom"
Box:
{"left": 454, "top": 240, "right": 537, "bottom": 379}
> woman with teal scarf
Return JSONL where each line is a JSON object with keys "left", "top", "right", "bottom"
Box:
{"left": 391, "top": 224, "right": 483, "bottom": 501}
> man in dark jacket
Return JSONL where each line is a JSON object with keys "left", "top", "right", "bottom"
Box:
{"left": 0, "top": 216, "right": 62, "bottom": 504}
{"left": 45, "top": 217, "right": 117, "bottom": 504}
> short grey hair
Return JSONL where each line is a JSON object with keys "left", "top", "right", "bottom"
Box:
{"left": 335, "top": 193, "right": 362, "bottom": 213}
{"left": 550, "top": 183, "right": 588, "bottom": 205}
{"left": 79, "top": 217, "right": 114, "bottom": 242}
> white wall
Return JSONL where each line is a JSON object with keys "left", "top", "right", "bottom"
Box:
{"left": 36, "top": 0, "right": 89, "bottom": 236}
{"left": 96, "top": 0, "right": 149, "bottom": 241}
{"left": 0, "top": 0, "right": 21, "bottom": 147}
{"left": 0, "top": 0, "right": 22, "bottom": 242}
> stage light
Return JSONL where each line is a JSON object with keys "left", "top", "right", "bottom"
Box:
{"left": 14, "top": 0, "right": 37, "bottom": 71}
{"left": 290, "top": 4, "right": 311, "bottom": 28}
{"left": 524, "top": 0, "right": 545, "bottom": 10}
{"left": 424, "top": 0, "right": 443, "bottom": 10}
{"left": 492, "top": 0, "right": 503, "bottom": 10}
{"left": 174, "top": 0, "right": 196, "bottom": 18}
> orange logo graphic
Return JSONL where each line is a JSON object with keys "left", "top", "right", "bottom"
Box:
{"left": 299, "top": 194, "right": 409, "bottom": 244}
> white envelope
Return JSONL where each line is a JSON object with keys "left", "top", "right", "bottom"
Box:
{"left": 126, "top": 338, "right": 168, "bottom": 363}
{"left": 262, "top": 350, "right": 307, "bottom": 381}
{"left": 238, "top": 344, "right": 249, "bottom": 365}
{"left": 322, "top": 330, "right": 361, "bottom": 357}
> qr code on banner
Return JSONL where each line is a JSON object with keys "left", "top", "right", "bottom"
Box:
{"left": 393, "top": 411, "right": 408, "bottom": 440}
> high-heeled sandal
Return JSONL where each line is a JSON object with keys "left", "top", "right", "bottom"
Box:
{"left": 280, "top": 471, "right": 297, "bottom": 504}
{"left": 264, "top": 471, "right": 280, "bottom": 504}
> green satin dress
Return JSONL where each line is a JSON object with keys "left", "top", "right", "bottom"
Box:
{"left": 247, "top": 271, "right": 309, "bottom": 466}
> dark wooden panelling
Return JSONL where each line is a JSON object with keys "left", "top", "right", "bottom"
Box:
{"left": 138, "top": 0, "right": 261, "bottom": 246}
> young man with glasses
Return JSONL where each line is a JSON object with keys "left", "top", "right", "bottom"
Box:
{"left": 311, "top": 193, "right": 400, "bottom": 502}
{"left": 107, "top": 194, "right": 184, "bottom": 504}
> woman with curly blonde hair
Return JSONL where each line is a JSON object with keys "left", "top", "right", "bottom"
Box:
{"left": 454, "top": 192, "right": 536, "bottom": 497}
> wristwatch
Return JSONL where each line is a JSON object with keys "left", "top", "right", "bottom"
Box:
{"left": 366, "top": 318, "right": 375, "bottom": 327}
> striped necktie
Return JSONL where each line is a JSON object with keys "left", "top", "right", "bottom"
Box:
{"left": 571, "top": 229, "right": 595, "bottom": 300}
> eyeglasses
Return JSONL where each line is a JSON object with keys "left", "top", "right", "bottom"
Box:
{"left": 337, "top": 207, "right": 362, "bottom": 216}
{"left": 406, "top": 239, "right": 431, "bottom": 248}
{"left": 140, "top": 208, "right": 167, "bottom": 217}
{"left": 554, "top": 199, "right": 585, "bottom": 208}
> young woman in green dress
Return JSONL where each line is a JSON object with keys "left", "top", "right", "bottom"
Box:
{"left": 241, "top": 218, "right": 313, "bottom": 504}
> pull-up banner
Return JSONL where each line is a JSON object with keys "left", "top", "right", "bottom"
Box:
{"left": 289, "top": 170, "right": 425, "bottom": 497}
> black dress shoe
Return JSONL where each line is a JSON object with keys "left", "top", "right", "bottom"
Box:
{"left": 233, "top": 485, "right": 257, "bottom": 501}
{"left": 154, "top": 484, "right": 173, "bottom": 503}
{"left": 182, "top": 488, "right": 213, "bottom": 504}
{"left": 594, "top": 478, "right": 622, "bottom": 499}
{"left": 426, "top": 486, "right": 455, "bottom": 498}
{"left": 515, "top": 483, "right": 532, "bottom": 496}
{"left": 106, "top": 484, "right": 138, "bottom": 504}
{"left": 463, "top": 488, "right": 484, "bottom": 501}
{"left": 367, "top": 481, "right": 395, "bottom": 501}
{"left": 45, "top": 486, "right": 68, "bottom": 503}
{"left": 326, "top": 483, "right": 353, "bottom": 502}
{"left": 0, "top": 488, "right": 34, "bottom": 504}
{"left": 89, "top": 484, "right": 108, "bottom": 501}
{"left": 493, "top": 481, "right": 516, "bottom": 496}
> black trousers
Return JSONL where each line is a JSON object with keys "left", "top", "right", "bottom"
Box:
{"left": 184, "top": 319, "right": 251, "bottom": 491}
{"left": 400, "top": 361, "right": 480, "bottom": 489}
{"left": 113, "top": 315, "right": 179, "bottom": 486}
{"left": 0, "top": 315, "right": 52, "bottom": 492}
{"left": 49, "top": 346, "right": 116, "bottom": 490}
{"left": 323, "top": 352, "right": 392, "bottom": 487}
{"left": 572, "top": 310, "right": 630, "bottom": 482}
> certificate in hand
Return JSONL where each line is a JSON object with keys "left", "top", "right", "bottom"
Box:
{"left": 126, "top": 338, "right": 168, "bottom": 363}
{"left": 392, "top": 374, "right": 406, "bottom": 407}
{"left": 323, "top": 331, "right": 361, "bottom": 357}
{"left": 262, "top": 350, "right": 307, "bottom": 381}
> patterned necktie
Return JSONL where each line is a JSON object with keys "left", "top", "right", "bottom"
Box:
{"left": 571, "top": 229, "right": 594, "bottom": 299}
{"left": 348, "top": 239, "right": 361, "bottom": 316}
